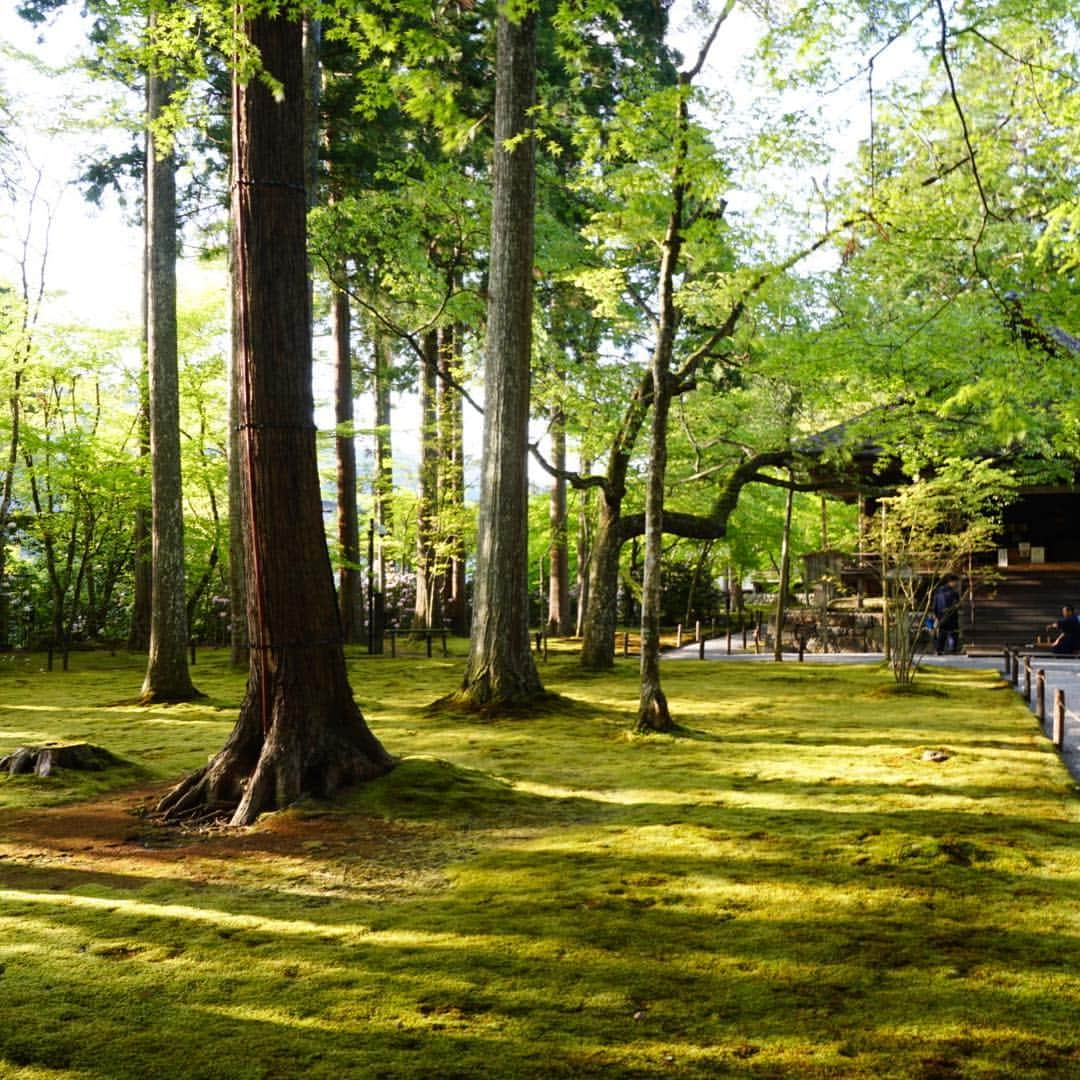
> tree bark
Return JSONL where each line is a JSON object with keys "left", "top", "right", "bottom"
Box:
{"left": 457, "top": 6, "right": 544, "bottom": 708}
{"left": 158, "top": 10, "right": 391, "bottom": 826}
{"left": 140, "top": 58, "right": 199, "bottom": 703}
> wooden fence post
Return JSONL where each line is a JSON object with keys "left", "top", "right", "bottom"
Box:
{"left": 676, "top": 624, "right": 683, "bottom": 649}
{"left": 1053, "top": 689, "right": 1066, "bottom": 750}
{"left": 1023, "top": 657, "right": 1031, "bottom": 703}
{"left": 698, "top": 637, "right": 705, "bottom": 660}
{"left": 1010, "top": 650, "right": 1019, "bottom": 686}
{"left": 695, "top": 619, "right": 701, "bottom": 643}
{"left": 1036, "top": 669, "right": 1046, "bottom": 726}
{"left": 1002, "top": 648, "right": 1010, "bottom": 676}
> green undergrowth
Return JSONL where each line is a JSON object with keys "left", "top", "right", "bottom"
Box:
{"left": 1, "top": 647, "right": 1078, "bottom": 1077}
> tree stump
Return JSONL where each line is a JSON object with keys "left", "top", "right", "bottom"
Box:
{"left": 0, "top": 743, "right": 121, "bottom": 778}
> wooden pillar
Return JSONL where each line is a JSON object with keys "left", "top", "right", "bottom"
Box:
{"left": 1052, "top": 689, "right": 1065, "bottom": 750}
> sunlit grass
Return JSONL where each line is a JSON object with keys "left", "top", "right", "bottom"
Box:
{"left": 0, "top": 646, "right": 1078, "bottom": 1077}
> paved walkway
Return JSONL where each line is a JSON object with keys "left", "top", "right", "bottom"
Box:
{"left": 667, "top": 642, "right": 1080, "bottom": 783}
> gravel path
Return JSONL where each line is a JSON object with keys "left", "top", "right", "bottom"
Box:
{"left": 667, "top": 643, "right": 1080, "bottom": 783}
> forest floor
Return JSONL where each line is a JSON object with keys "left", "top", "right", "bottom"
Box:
{"left": 1, "top": 645, "right": 1078, "bottom": 1078}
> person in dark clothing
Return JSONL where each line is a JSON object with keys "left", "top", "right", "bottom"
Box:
{"left": 1047, "top": 605, "right": 1080, "bottom": 654}
{"left": 932, "top": 575, "right": 962, "bottom": 655}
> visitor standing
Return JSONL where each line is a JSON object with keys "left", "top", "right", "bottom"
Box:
{"left": 932, "top": 575, "right": 962, "bottom": 655}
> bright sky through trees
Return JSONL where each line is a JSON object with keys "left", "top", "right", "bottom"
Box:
{"left": 1, "top": 0, "right": 857, "bottom": 327}
{"left": 3, "top": 4, "right": 142, "bottom": 324}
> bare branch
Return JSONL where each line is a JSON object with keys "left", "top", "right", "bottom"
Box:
{"left": 682, "top": 0, "right": 736, "bottom": 82}
{"left": 528, "top": 441, "right": 608, "bottom": 493}
{"left": 934, "top": 0, "right": 998, "bottom": 239}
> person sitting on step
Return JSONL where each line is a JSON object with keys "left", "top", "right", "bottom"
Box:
{"left": 1047, "top": 604, "right": 1080, "bottom": 655}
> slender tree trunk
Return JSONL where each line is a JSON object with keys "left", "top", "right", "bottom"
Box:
{"left": 158, "top": 9, "right": 391, "bottom": 826}
{"left": 333, "top": 280, "right": 362, "bottom": 641}
{"left": 574, "top": 463, "right": 592, "bottom": 638}
{"left": 683, "top": 540, "right": 712, "bottom": 626}
{"left": 438, "top": 322, "right": 468, "bottom": 635}
{"left": 127, "top": 151, "right": 152, "bottom": 653}
{"left": 141, "top": 59, "right": 199, "bottom": 703}
{"left": 773, "top": 480, "right": 795, "bottom": 662}
{"left": 129, "top": 348, "right": 152, "bottom": 650}
{"left": 457, "top": 7, "right": 544, "bottom": 708}
{"left": 373, "top": 328, "right": 393, "bottom": 558}
{"left": 414, "top": 329, "right": 439, "bottom": 630}
{"left": 546, "top": 405, "right": 570, "bottom": 636}
{"left": 228, "top": 304, "right": 249, "bottom": 667}
{"left": 636, "top": 197, "right": 682, "bottom": 732}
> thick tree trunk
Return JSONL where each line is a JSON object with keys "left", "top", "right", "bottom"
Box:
{"left": 546, "top": 407, "right": 570, "bottom": 636}
{"left": 141, "top": 61, "right": 199, "bottom": 703}
{"left": 158, "top": 10, "right": 391, "bottom": 826}
{"left": 458, "top": 7, "right": 544, "bottom": 708}
{"left": 333, "top": 281, "right": 363, "bottom": 642}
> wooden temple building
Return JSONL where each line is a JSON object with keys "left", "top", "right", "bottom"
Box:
{"left": 796, "top": 300, "right": 1080, "bottom": 652}
{"left": 825, "top": 486, "right": 1080, "bottom": 650}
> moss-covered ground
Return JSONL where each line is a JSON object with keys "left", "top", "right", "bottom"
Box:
{"left": 1, "top": 645, "right": 1078, "bottom": 1078}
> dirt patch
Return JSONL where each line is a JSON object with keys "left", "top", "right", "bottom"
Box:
{"left": 0, "top": 783, "right": 449, "bottom": 898}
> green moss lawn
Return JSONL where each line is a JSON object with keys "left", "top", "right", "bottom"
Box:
{"left": 1, "top": 646, "right": 1078, "bottom": 1078}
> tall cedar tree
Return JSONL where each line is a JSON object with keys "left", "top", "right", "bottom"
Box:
{"left": 140, "top": 52, "right": 200, "bottom": 703}
{"left": 159, "top": 9, "right": 392, "bottom": 825}
{"left": 456, "top": 4, "right": 544, "bottom": 707}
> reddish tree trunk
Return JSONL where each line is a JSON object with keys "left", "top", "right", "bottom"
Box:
{"left": 158, "top": 11, "right": 391, "bottom": 826}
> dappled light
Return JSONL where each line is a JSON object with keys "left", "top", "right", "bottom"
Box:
{"left": 1, "top": 650, "right": 1078, "bottom": 1076}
